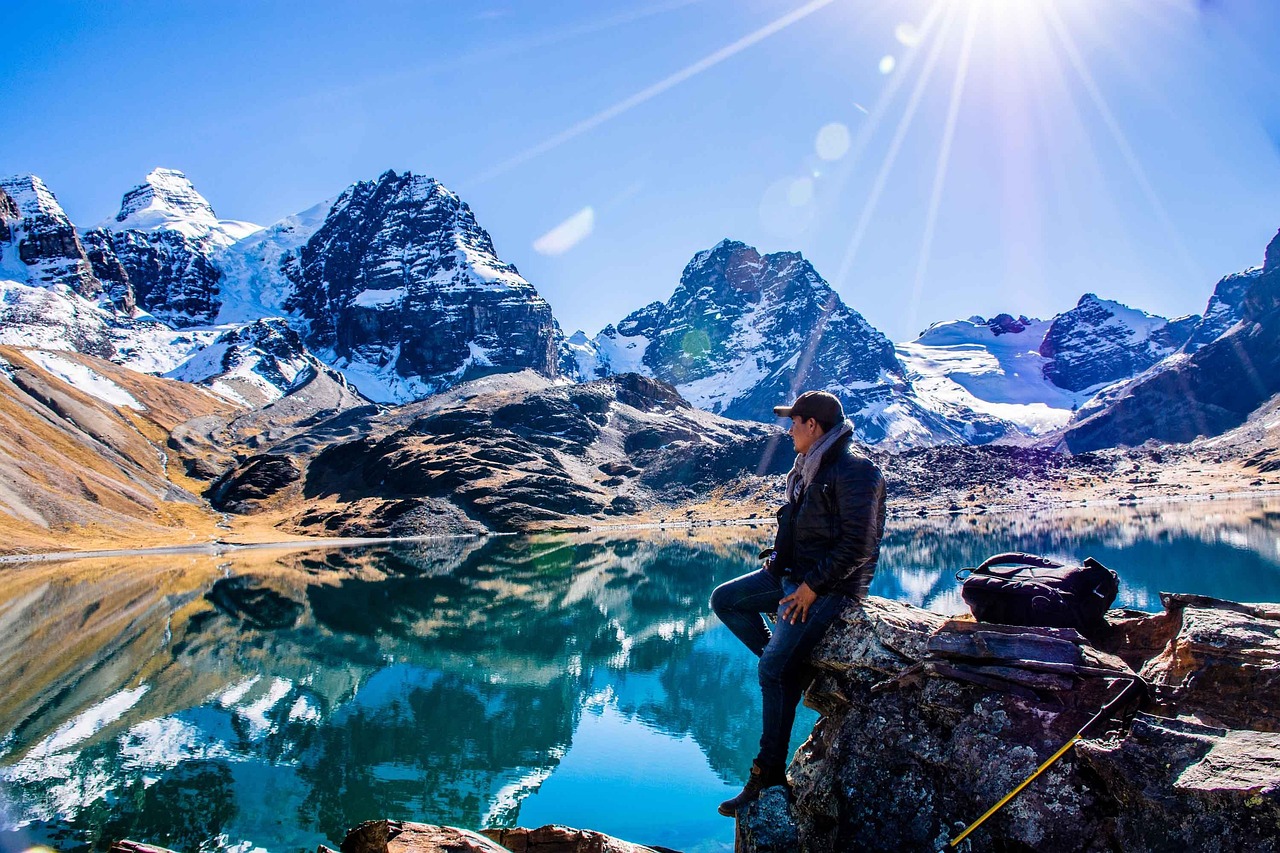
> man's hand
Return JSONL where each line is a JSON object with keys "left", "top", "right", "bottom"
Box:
{"left": 780, "top": 582, "right": 817, "bottom": 624}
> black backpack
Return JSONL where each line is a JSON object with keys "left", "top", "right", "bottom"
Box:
{"left": 958, "top": 552, "right": 1119, "bottom": 642}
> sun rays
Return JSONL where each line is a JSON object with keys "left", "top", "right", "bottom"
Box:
{"left": 472, "top": 0, "right": 843, "bottom": 185}
{"left": 907, "top": 2, "right": 979, "bottom": 338}
{"left": 467, "top": 0, "right": 1226, "bottom": 395}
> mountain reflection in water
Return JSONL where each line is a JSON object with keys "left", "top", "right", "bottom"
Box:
{"left": 2, "top": 498, "right": 1279, "bottom": 853}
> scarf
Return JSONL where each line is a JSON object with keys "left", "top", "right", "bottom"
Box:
{"left": 785, "top": 418, "right": 854, "bottom": 504}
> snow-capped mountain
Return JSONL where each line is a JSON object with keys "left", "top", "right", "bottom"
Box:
{"left": 0, "top": 175, "right": 101, "bottom": 299}
{"left": 0, "top": 174, "right": 214, "bottom": 367}
{"left": 1061, "top": 229, "right": 1280, "bottom": 451}
{"left": 587, "top": 239, "right": 904, "bottom": 417}
{"left": 102, "top": 167, "right": 260, "bottom": 247}
{"left": 573, "top": 239, "right": 1006, "bottom": 447}
{"left": 277, "top": 170, "right": 560, "bottom": 401}
{"left": 1038, "top": 293, "right": 1195, "bottom": 391}
{"left": 2, "top": 168, "right": 561, "bottom": 406}
{"left": 573, "top": 241, "right": 1228, "bottom": 448}
{"left": 79, "top": 168, "right": 263, "bottom": 328}
{"left": 6, "top": 165, "right": 1273, "bottom": 454}
{"left": 897, "top": 315, "right": 1093, "bottom": 437}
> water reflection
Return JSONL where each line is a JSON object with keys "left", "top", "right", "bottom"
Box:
{"left": 0, "top": 530, "right": 776, "bottom": 853}
{"left": 873, "top": 498, "right": 1280, "bottom": 612}
{"left": 1, "top": 498, "right": 1278, "bottom": 853}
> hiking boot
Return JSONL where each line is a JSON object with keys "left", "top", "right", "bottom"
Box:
{"left": 717, "top": 761, "right": 786, "bottom": 817}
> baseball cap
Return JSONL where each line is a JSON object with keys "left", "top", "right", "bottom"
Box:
{"left": 773, "top": 390, "right": 844, "bottom": 424}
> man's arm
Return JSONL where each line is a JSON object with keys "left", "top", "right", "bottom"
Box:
{"left": 804, "top": 457, "right": 885, "bottom": 597}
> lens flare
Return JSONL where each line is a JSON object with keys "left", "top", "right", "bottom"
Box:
{"left": 815, "top": 122, "right": 851, "bottom": 161}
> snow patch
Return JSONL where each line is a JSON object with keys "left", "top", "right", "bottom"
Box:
{"left": 897, "top": 317, "right": 1091, "bottom": 436}
{"left": 23, "top": 350, "right": 145, "bottom": 410}
{"left": 216, "top": 197, "right": 335, "bottom": 323}
{"left": 352, "top": 287, "right": 406, "bottom": 308}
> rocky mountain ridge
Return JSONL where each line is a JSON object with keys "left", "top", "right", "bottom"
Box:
{"left": 0, "top": 165, "right": 1273, "bottom": 454}
{"left": 572, "top": 238, "right": 1215, "bottom": 448}
{"left": 1060, "top": 229, "right": 1280, "bottom": 451}
{"left": 281, "top": 170, "right": 560, "bottom": 400}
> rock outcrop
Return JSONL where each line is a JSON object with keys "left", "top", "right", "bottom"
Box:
{"left": 738, "top": 593, "right": 1280, "bottom": 852}
{"left": 203, "top": 369, "right": 792, "bottom": 535}
{"left": 166, "top": 317, "right": 352, "bottom": 407}
{"left": 1185, "top": 267, "right": 1257, "bottom": 351}
{"left": 113, "top": 820, "right": 668, "bottom": 853}
{"left": 0, "top": 174, "right": 102, "bottom": 298}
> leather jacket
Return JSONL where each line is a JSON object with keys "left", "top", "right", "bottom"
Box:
{"left": 767, "top": 433, "right": 886, "bottom": 600}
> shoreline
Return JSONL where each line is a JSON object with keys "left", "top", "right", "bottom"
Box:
{"left": 5, "top": 487, "right": 1278, "bottom": 566}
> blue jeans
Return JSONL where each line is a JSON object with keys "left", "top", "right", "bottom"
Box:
{"left": 709, "top": 568, "right": 850, "bottom": 774}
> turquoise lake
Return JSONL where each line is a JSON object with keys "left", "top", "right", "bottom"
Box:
{"left": 2, "top": 497, "right": 1280, "bottom": 853}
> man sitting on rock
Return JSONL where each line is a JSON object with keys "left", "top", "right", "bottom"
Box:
{"left": 710, "top": 390, "right": 886, "bottom": 817}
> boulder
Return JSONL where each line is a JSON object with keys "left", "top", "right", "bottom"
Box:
{"left": 1139, "top": 593, "right": 1280, "bottom": 732}
{"left": 336, "top": 822, "right": 504, "bottom": 853}
{"left": 333, "top": 821, "right": 663, "bottom": 853}
{"left": 482, "top": 824, "right": 661, "bottom": 852}
{"left": 737, "top": 593, "right": 1280, "bottom": 852}
{"left": 1077, "top": 715, "right": 1280, "bottom": 853}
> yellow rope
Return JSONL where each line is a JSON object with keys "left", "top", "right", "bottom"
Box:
{"left": 948, "top": 734, "right": 1082, "bottom": 849}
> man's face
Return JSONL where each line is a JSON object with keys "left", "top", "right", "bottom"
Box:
{"left": 789, "top": 416, "right": 823, "bottom": 455}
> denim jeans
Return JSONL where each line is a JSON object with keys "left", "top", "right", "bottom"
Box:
{"left": 709, "top": 568, "right": 850, "bottom": 775}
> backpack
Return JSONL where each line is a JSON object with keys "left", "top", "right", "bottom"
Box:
{"left": 957, "top": 552, "right": 1120, "bottom": 642}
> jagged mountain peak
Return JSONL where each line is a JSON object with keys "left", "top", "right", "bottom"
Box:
{"left": 586, "top": 238, "right": 953, "bottom": 443}
{"left": 341, "top": 169, "right": 457, "bottom": 211}
{"left": 1265, "top": 228, "right": 1280, "bottom": 274}
{"left": 281, "top": 168, "right": 558, "bottom": 401}
{"left": 0, "top": 174, "right": 69, "bottom": 221}
{"left": 117, "top": 167, "right": 215, "bottom": 223}
{"left": 105, "top": 167, "right": 259, "bottom": 246}
{"left": 1039, "top": 292, "right": 1190, "bottom": 392}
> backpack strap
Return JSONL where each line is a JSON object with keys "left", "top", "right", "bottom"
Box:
{"left": 975, "top": 552, "right": 1064, "bottom": 573}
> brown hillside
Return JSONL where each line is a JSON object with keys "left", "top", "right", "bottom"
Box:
{"left": 0, "top": 346, "right": 241, "bottom": 554}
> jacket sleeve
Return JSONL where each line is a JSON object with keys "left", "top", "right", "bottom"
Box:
{"left": 768, "top": 502, "right": 795, "bottom": 576}
{"left": 805, "top": 457, "right": 885, "bottom": 598}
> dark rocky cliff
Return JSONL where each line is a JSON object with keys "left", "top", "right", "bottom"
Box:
{"left": 0, "top": 174, "right": 102, "bottom": 299}
{"left": 1062, "top": 229, "right": 1280, "bottom": 451}
{"left": 284, "top": 170, "right": 559, "bottom": 395}
{"left": 1039, "top": 293, "right": 1191, "bottom": 392}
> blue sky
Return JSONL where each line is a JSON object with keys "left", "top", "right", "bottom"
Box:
{"left": 2, "top": 0, "right": 1278, "bottom": 342}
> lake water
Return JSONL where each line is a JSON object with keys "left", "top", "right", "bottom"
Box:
{"left": 3, "top": 498, "right": 1280, "bottom": 853}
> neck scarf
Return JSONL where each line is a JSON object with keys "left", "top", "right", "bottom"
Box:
{"left": 785, "top": 418, "right": 854, "bottom": 504}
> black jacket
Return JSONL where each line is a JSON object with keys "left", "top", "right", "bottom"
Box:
{"left": 768, "top": 433, "right": 886, "bottom": 600}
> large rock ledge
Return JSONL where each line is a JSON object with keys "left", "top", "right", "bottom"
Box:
{"left": 111, "top": 820, "right": 673, "bottom": 853}
{"left": 739, "top": 594, "right": 1280, "bottom": 852}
